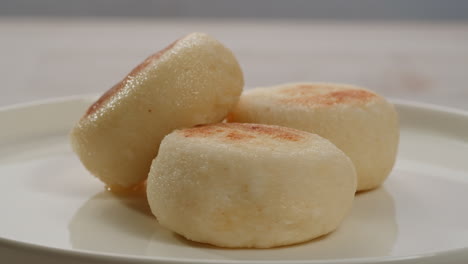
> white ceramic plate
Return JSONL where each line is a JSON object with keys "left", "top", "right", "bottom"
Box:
{"left": 1, "top": 96, "right": 468, "bottom": 264}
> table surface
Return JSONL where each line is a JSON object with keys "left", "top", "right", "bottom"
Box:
{"left": 1, "top": 18, "right": 467, "bottom": 110}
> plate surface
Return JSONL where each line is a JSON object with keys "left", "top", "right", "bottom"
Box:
{"left": 1, "top": 96, "right": 468, "bottom": 264}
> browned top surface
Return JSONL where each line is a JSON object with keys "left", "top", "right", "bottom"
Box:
{"left": 84, "top": 39, "right": 179, "bottom": 117}
{"left": 181, "top": 123, "right": 306, "bottom": 142}
{"left": 278, "top": 84, "right": 324, "bottom": 96}
{"left": 278, "top": 84, "right": 377, "bottom": 107}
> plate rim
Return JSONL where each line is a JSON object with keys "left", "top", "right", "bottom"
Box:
{"left": 2, "top": 234, "right": 467, "bottom": 264}
{"left": 1, "top": 94, "right": 468, "bottom": 117}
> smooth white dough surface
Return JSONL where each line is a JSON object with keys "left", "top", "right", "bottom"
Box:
{"left": 147, "top": 123, "right": 357, "bottom": 248}
{"left": 70, "top": 32, "right": 244, "bottom": 188}
{"left": 228, "top": 83, "right": 399, "bottom": 191}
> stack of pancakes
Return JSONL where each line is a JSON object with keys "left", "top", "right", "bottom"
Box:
{"left": 70, "top": 32, "right": 399, "bottom": 248}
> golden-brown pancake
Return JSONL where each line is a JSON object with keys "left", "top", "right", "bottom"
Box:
{"left": 70, "top": 33, "right": 244, "bottom": 188}
{"left": 228, "top": 83, "right": 399, "bottom": 191}
{"left": 147, "top": 123, "right": 356, "bottom": 248}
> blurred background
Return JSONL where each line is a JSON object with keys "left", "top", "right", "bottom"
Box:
{"left": 1, "top": 0, "right": 467, "bottom": 108}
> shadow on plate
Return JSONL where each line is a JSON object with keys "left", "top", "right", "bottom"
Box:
{"left": 69, "top": 184, "right": 397, "bottom": 260}
{"left": 69, "top": 187, "right": 172, "bottom": 255}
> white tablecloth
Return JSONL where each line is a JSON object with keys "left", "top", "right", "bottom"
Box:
{"left": 1, "top": 18, "right": 467, "bottom": 110}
